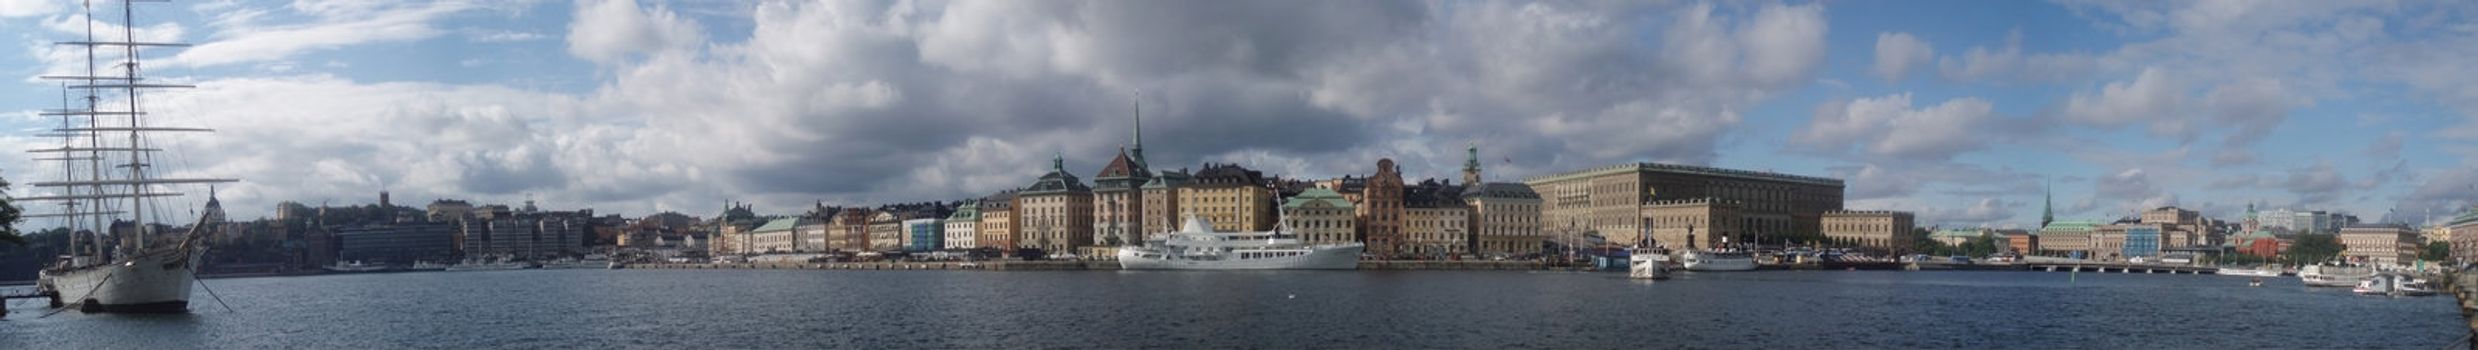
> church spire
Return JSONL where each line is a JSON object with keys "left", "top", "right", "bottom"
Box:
{"left": 1462, "top": 141, "right": 1481, "bottom": 185}
{"left": 2040, "top": 178, "right": 2054, "bottom": 227}
{"left": 1130, "top": 90, "right": 1146, "bottom": 169}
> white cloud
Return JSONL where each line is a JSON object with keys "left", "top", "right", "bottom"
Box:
{"left": 469, "top": 30, "right": 548, "bottom": 43}
{"left": 1872, "top": 32, "right": 1932, "bottom": 82}
{"left": 0, "top": 0, "right": 57, "bottom": 18}
{"left": 565, "top": 0, "right": 702, "bottom": 65}
{"left": 171, "top": 1, "right": 486, "bottom": 68}
{"left": 2061, "top": 67, "right": 2185, "bottom": 133}
{"left": 1797, "top": 93, "right": 1996, "bottom": 161}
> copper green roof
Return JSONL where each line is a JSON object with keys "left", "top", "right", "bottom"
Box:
{"left": 1280, "top": 188, "right": 1353, "bottom": 210}
{"left": 2038, "top": 219, "right": 2103, "bottom": 234}
{"left": 946, "top": 200, "right": 980, "bottom": 221}
{"left": 2453, "top": 206, "right": 2478, "bottom": 226}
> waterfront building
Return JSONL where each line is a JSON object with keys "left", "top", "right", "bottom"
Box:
{"left": 2339, "top": 224, "right": 2419, "bottom": 267}
{"left": 1139, "top": 170, "right": 1190, "bottom": 241}
{"left": 1929, "top": 228, "right": 1983, "bottom": 247}
{"left": 2233, "top": 230, "right": 2283, "bottom": 257}
{"left": 1020, "top": 154, "right": 1095, "bottom": 254}
{"left": 868, "top": 211, "right": 903, "bottom": 252}
{"left": 944, "top": 200, "right": 980, "bottom": 250}
{"left": 427, "top": 199, "right": 475, "bottom": 222}
{"left": 1361, "top": 159, "right": 1408, "bottom": 257}
{"left": 2123, "top": 224, "right": 2160, "bottom": 259}
{"left": 2037, "top": 220, "right": 2100, "bottom": 257}
{"left": 794, "top": 217, "right": 829, "bottom": 253}
{"left": 1401, "top": 180, "right": 1469, "bottom": 257}
{"left": 830, "top": 208, "right": 872, "bottom": 252}
{"left": 1821, "top": 210, "right": 1915, "bottom": 251}
{"left": 2005, "top": 230, "right": 2038, "bottom": 254}
{"left": 1178, "top": 163, "right": 1275, "bottom": 232}
{"left": 2426, "top": 225, "right": 2452, "bottom": 249}
{"left": 2091, "top": 224, "right": 2128, "bottom": 261}
{"left": 1093, "top": 147, "right": 1151, "bottom": 246}
{"left": 979, "top": 192, "right": 1019, "bottom": 252}
{"left": 1525, "top": 162, "right": 1844, "bottom": 247}
{"left": 2450, "top": 207, "right": 2478, "bottom": 263}
{"left": 904, "top": 218, "right": 944, "bottom": 252}
{"left": 747, "top": 218, "right": 801, "bottom": 254}
{"left": 1281, "top": 187, "right": 1358, "bottom": 246}
{"left": 1639, "top": 198, "right": 1743, "bottom": 250}
{"left": 465, "top": 210, "right": 593, "bottom": 260}
{"left": 2140, "top": 206, "right": 2205, "bottom": 247}
{"left": 335, "top": 221, "right": 459, "bottom": 264}
{"left": 1464, "top": 182, "right": 1544, "bottom": 258}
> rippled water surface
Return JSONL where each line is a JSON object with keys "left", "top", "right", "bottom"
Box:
{"left": 1, "top": 269, "right": 2463, "bottom": 349}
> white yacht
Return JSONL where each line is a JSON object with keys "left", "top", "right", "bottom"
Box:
{"left": 1682, "top": 250, "right": 1758, "bottom": 271}
{"left": 2299, "top": 264, "right": 2375, "bottom": 287}
{"left": 1628, "top": 247, "right": 1671, "bottom": 279}
{"left": 1117, "top": 214, "right": 1363, "bottom": 270}
{"left": 31, "top": 1, "right": 239, "bottom": 314}
{"left": 2215, "top": 266, "right": 2283, "bottom": 277}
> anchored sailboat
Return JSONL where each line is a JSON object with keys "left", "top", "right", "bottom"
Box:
{"left": 30, "top": 0, "right": 236, "bottom": 314}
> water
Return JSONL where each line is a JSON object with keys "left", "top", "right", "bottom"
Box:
{"left": 1, "top": 269, "right": 2463, "bottom": 349}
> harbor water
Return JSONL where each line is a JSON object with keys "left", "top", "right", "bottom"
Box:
{"left": 1, "top": 269, "right": 2462, "bottom": 349}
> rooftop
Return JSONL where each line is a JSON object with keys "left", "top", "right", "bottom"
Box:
{"left": 1525, "top": 162, "right": 1843, "bottom": 187}
{"left": 1280, "top": 187, "right": 1354, "bottom": 210}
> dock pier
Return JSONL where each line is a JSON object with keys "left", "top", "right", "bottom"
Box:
{"left": 0, "top": 287, "right": 63, "bottom": 318}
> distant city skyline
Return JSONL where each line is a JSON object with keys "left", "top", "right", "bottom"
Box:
{"left": 2, "top": 1, "right": 2475, "bottom": 227}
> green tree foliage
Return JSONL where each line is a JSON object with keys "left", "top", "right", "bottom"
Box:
{"left": 0, "top": 178, "right": 23, "bottom": 246}
{"left": 2421, "top": 241, "right": 2452, "bottom": 262}
{"left": 2282, "top": 234, "right": 2345, "bottom": 264}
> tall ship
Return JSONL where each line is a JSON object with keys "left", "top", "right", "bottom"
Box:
{"left": 29, "top": 0, "right": 237, "bottom": 313}
{"left": 1117, "top": 214, "right": 1363, "bottom": 270}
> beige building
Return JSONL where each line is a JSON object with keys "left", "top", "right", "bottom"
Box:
{"left": 747, "top": 218, "right": 801, "bottom": 254}
{"left": 1401, "top": 180, "right": 1469, "bottom": 257}
{"left": 2454, "top": 207, "right": 2478, "bottom": 263}
{"left": 1093, "top": 147, "right": 1151, "bottom": 247}
{"left": 1821, "top": 210, "right": 1915, "bottom": 251}
{"left": 1178, "top": 163, "right": 1275, "bottom": 232}
{"left": 830, "top": 209, "right": 871, "bottom": 252}
{"left": 1640, "top": 199, "right": 1744, "bottom": 250}
{"left": 1281, "top": 187, "right": 1357, "bottom": 246}
{"left": 1019, "top": 156, "right": 1095, "bottom": 254}
{"left": 978, "top": 193, "right": 1018, "bottom": 252}
{"left": 2037, "top": 220, "right": 2100, "bottom": 256}
{"left": 1140, "top": 171, "right": 1189, "bottom": 241}
{"left": 1361, "top": 159, "right": 1408, "bottom": 257}
{"left": 1464, "top": 183, "right": 1544, "bottom": 258}
{"left": 2140, "top": 206, "right": 2205, "bottom": 248}
{"left": 1526, "top": 162, "right": 1843, "bottom": 247}
{"left": 2340, "top": 224, "right": 2420, "bottom": 266}
{"left": 2091, "top": 224, "right": 2128, "bottom": 261}
{"left": 868, "top": 211, "right": 904, "bottom": 252}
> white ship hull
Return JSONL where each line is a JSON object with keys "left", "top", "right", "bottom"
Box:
{"left": 1118, "top": 244, "right": 1363, "bottom": 270}
{"left": 1682, "top": 251, "right": 1757, "bottom": 271}
{"left": 2299, "top": 265, "right": 2374, "bottom": 288}
{"left": 39, "top": 247, "right": 203, "bottom": 313}
{"left": 2215, "top": 268, "right": 2282, "bottom": 277}
{"left": 1629, "top": 250, "right": 1671, "bottom": 279}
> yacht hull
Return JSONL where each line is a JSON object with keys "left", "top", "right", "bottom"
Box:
{"left": 39, "top": 247, "right": 202, "bottom": 314}
{"left": 1118, "top": 245, "right": 1363, "bottom": 270}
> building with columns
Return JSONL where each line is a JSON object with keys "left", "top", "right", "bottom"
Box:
{"left": 2340, "top": 224, "right": 2420, "bottom": 267}
{"left": 1525, "top": 162, "right": 1843, "bottom": 247}
{"left": 1640, "top": 199, "right": 1744, "bottom": 250}
{"left": 1821, "top": 210, "right": 1915, "bottom": 251}
{"left": 1465, "top": 182, "right": 1543, "bottom": 258}
{"left": 1019, "top": 155, "right": 1095, "bottom": 254}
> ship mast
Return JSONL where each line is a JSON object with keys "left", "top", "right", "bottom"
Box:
{"left": 24, "top": 0, "right": 234, "bottom": 258}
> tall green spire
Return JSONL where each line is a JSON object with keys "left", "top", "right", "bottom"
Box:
{"left": 1053, "top": 151, "right": 1064, "bottom": 174}
{"left": 1130, "top": 90, "right": 1144, "bottom": 169}
{"left": 2040, "top": 178, "right": 2053, "bottom": 227}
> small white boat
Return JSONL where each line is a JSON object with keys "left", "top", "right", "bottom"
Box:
{"left": 2299, "top": 264, "right": 2374, "bottom": 288}
{"left": 1683, "top": 250, "right": 1757, "bottom": 272}
{"left": 2353, "top": 276, "right": 2393, "bottom": 295}
{"left": 1628, "top": 247, "right": 1671, "bottom": 280}
{"left": 2216, "top": 266, "right": 2283, "bottom": 277}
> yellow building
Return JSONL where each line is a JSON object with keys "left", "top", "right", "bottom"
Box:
{"left": 978, "top": 193, "right": 1018, "bottom": 252}
{"left": 1401, "top": 181, "right": 1469, "bottom": 257}
{"left": 1526, "top": 162, "right": 1843, "bottom": 247}
{"left": 1464, "top": 183, "right": 1543, "bottom": 258}
{"left": 1281, "top": 187, "right": 1357, "bottom": 246}
{"left": 1178, "top": 163, "right": 1274, "bottom": 232}
{"left": 1821, "top": 210, "right": 1915, "bottom": 251}
{"left": 1019, "top": 155, "right": 1094, "bottom": 254}
{"left": 1640, "top": 199, "right": 1744, "bottom": 250}
{"left": 1139, "top": 171, "right": 1189, "bottom": 241}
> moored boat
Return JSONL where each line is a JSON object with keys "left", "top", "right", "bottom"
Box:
{"left": 1682, "top": 249, "right": 1757, "bottom": 272}
{"left": 1117, "top": 214, "right": 1363, "bottom": 270}
{"left": 2300, "top": 264, "right": 2375, "bottom": 288}
{"left": 1628, "top": 247, "right": 1671, "bottom": 279}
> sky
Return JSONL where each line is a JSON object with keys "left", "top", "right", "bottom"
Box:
{"left": 1, "top": 0, "right": 2475, "bottom": 229}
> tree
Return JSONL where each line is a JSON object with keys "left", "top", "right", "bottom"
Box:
{"left": 0, "top": 178, "right": 22, "bottom": 247}
{"left": 2282, "top": 234, "right": 2345, "bottom": 264}
{"left": 2421, "top": 241, "right": 2452, "bottom": 262}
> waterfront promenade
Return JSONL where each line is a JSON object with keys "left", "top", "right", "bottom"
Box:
{"left": 632, "top": 260, "right": 1551, "bottom": 271}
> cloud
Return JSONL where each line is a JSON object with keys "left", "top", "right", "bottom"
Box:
{"left": 1796, "top": 93, "right": 1997, "bottom": 161}
{"left": 171, "top": 1, "right": 490, "bottom": 68}
{"left": 2092, "top": 167, "right": 2176, "bottom": 214}
{"left": 2061, "top": 67, "right": 2184, "bottom": 132}
{"left": 1872, "top": 32, "right": 1932, "bottom": 82}
{"left": 565, "top": 0, "right": 702, "bottom": 65}
{"left": 2281, "top": 162, "right": 2348, "bottom": 205}
{"left": 0, "top": 0, "right": 57, "bottom": 18}
{"left": 468, "top": 30, "right": 548, "bottom": 43}
{"left": 2366, "top": 131, "right": 2405, "bottom": 159}
{"left": 1934, "top": 29, "right": 2095, "bottom": 83}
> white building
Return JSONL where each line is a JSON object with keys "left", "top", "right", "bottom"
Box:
{"left": 944, "top": 200, "right": 981, "bottom": 250}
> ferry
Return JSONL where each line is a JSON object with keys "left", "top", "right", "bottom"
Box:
{"left": 1682, "top": 250, "right": 1757, "bottom": 271}
{"left": 2215, "top": 266, "right": 2284, "bottom": 277}
{"left": 1628, "top": 247, "right": 1672, "bottom": 279}
{"left": 2299, "top": 264, "right": 2375, "bottom": 287}
{"left": 1117, "top": 214, "right": 1363, "bottom": 270}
